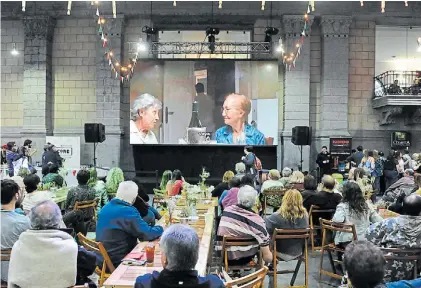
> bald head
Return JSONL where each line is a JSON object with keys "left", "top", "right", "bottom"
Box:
{"left": 322, "top": 175, "right": 335, "bottom": 191}
{"left": 403, "top": 194, "right": 421, "bottom": 216}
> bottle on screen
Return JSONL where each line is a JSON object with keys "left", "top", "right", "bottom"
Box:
{"left": 189, "top": 100, "right": 202, "bottom": 128}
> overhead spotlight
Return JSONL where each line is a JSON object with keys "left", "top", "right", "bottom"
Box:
{"left": 264, "top": 27, "right": 279, "bottom": 43}
{"left": 142, "top": 26, "right": 158, "bottom": 43}
{"left": 206, "top": 27, "right": 220, "bottom": 54}
{"left": 11, "top": 43, "right": 19, "bottom": 56}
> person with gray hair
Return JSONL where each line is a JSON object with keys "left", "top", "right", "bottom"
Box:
{"left": 130, "top": 93, "right": 162, "bottom": 144}
{"left": 217, "top": 185, "right": 273, "bottom": 266}
{"left": 382, "top": 168, "right": 416, "bottom": 207}
{"left": 96, "top": 181, "right": 163, "bottom": 267}
{"left": 234, "top": 162, "right": 246, "bottom": 180}
{"left": 134, "top": 224, "right": 224, "bottom": 288}
{"left": 7, "top": 200, "right": 78, "bottom": 288}
{"left": 280, "top": 167, "right": 293, "bottom": 186}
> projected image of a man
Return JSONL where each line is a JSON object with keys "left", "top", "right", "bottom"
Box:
{"left": 130, "top": 93, "right": 162, "bottom": 144}
{"left": 215, "top": 93, "right": 266, "bottom": 145}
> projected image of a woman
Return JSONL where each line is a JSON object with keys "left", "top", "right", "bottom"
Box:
{"left": 215, "top": 93, "right": 266, "bottom": 145}
{"left": 130, "top": 93, "right": 162, "bottom": 144}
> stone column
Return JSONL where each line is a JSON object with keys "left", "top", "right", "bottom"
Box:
{"left": 21, "top": 16, "right": 55, "bottom": 162}
{"left": 280, "top": 15, "right": 314, "bottom": 171}
{"left": 95, "top": 15, "right": 125, "bottom": 168}
{"left": 317, "top": 16, "right": 352, "bottom": 147}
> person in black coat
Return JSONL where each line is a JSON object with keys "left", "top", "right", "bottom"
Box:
{"left": 42, "top": 144, "right": 63, "bottom": 169}
{"left": 211, "top": 171, "right": 235, "bottom": 198}
{"left": 316, "top": 146, "right": 331, "bottom": 178}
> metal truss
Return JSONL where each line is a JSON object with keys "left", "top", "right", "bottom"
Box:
{"left": 128, "top": 41, "right": 277, "bottom": 59}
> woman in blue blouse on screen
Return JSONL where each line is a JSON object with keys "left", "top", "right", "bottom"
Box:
{"left": 214, "top": 93, "right": 266, "bottom": 145}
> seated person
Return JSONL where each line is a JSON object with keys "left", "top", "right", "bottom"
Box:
{"left": 304, "top": 175, "right": 342, "bottom": 212}
{"left": 219, "top": 177, "right": 241, "bottom": 209}
{"left": 42, "top": 163, "right": 64, "bottom": 187}
{"left": 343, "top": 240, "right": 421, "bottom": 288}
{"left": 21, "top": 174, "right": 52, "bottom": 214}
{"left": 280, "top": 167, "right": 293, "bottom": 187}
{"left": 8, "top": 200, "right": 78, "bottom": 288}
{"left": 301, "top": 175, "right": 318, "bottom": 211}
{"left": 217, "top": 185, "right": 272, "bottom": 266}
{"left": 87, "top": 168, "right": 109, "bottom": 214}
{"left": 211, "top": 171, "right": 234, "bottom": 198}
{"left": 167, "top": 169, "right": 184, "bottom": 196}
{"left": 1, "top": 179, "right": 31, "bottom": 283}
{"left": 132, "top": 178, "right": 161, "bottom": 226}
{"left": 382, "top": 169, "right": 416, "bottom": 207}
{"left": 261, "top": 169, "right": 283, "bottom": 192}
{"left": 289, "top": 171, "right": 305, "bottom": 191}
{"left": 135, "top": 224, "right": 224, "bottom": 288}
{"left": 96, "top": 181, "right": 164, "bottom": 268}
{"left": 332, "top": 182, "right": 382, "bottom": 248}
{"left": 265, "top": 189, "right": 309, "bottom": 261}
{"left": 366, "top": 194, "right": 421, "bottom": 282}
{"left": 63, "top": 169, "right": 96, "bottom": 235}
{"left": 234, "top": 162, "right": 246, "bottom": 180}
{"left": 388, "top": 80, "right": 401, "bottom": 95}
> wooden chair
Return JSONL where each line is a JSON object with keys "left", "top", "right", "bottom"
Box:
{"left": 74, "top": 199, "right": 98, "bottom": 222}
{"left": 261, "top": 188, "right": 286, "bottom": 215}
{"left": 77, "top": 232, "right": 115, "bottom": 287}
{"left": 319, "top": 219, "right": 357, "bottom": 281}
{"left": 223, "top": 266, "right": 268, "bottom": 288}
{"left": 308, "top": 205, "right": 336, "bottom": 256}
{"left": 1, "top": 249, "right": 12, "bottom": 288}
{"left": 221, "top": 236, "right": 263, "bottom": 273}
{"left": 381, "top": 247, "right": 421, "bottom": 282}
{"left": 270, "top": 228, "right": 311, "bottom": 288}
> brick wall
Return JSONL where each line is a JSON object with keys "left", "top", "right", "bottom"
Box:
{"left": 348, "top": 20, "right": 377, "bottom": 131}
{"left": 52, "top": 19, "right": 97, "bottom": 128}
{"left": 1, "top": 20, "right": 24, "bottom": 127}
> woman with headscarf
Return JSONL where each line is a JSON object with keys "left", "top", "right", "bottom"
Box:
{"left": 105, "top": 167, "right": 124, "bottom": 198}
{"left": 159, "top": 170, "right": 172, "bottom": 192}
{"left": 42, "top": 164, "right": 64, "bottom": 188}
{"left": 130, "top": 93, "right": 162, "bottom": 144}
{"left": 87, "top": 168, "right": 108, "bottom": 213}
{"left": 215, "top": 93, "right": 266, "bottom": 145}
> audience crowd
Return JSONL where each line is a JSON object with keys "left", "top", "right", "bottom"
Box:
{"left": 1, "top": 141, "right": 421, "bottom": 288}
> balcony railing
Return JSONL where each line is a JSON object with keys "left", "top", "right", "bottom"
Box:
{"left": 373, "top": 70, "right": 421, "bottom": 98}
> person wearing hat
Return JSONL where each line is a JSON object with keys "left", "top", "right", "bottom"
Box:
{"left": 95, "top": 181, "right": 164, "bottom": 268}
{"left": 261, "top": 169, "right": 283, "bottom": 192}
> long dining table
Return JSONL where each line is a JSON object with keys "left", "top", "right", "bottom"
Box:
{"left": 103, "top": 206, "right": 215, "bottom": 288}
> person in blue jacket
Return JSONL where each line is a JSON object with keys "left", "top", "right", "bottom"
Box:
{"left": 95, "top": 181, "right": 163, "bottom": 268}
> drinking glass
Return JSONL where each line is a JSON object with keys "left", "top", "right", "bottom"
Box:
{"left": 145, "top": 243, "right": 155, "bottom": 263}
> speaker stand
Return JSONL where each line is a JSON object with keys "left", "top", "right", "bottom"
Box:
{"left": 299, "top": 145, "right": 304, "bottom": 172}
{"left": 93, "top": 142, "right": 97, "bottom": 169}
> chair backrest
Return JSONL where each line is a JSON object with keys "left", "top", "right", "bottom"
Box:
{"left": 77, "top": 232, "right": 115, "bottom": 273}
{"left": 224, "top": 266, "right": 269, "bottom": 288}
{"left": 272, "top": 228, "right": 311, "bottom": 241}
{"left": 1, "top": 249, "right": 12, "bottom": 261}
{"left": 309, "top": 205, "right": 336, "bottom": 227}
{"left": 319, "top": 218, "right": 357, "bottom": 240}
{"left": 262, "top": 188, "right": 286, "bottom": 196}
{"left": 222, "top": 236, "right": 261, "bottom": 271}
{"left": 380, "top": 247, "right": 421, "bottom": 280}
{"left": 74, "top": 199, "right": 97, "bottom": 221}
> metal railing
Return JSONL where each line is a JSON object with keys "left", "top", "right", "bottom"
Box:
{"left": 373, "top": 70, "right": 421, "bottom": 98}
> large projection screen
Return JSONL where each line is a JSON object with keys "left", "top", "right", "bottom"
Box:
{"left": 129, "top": 60, "right": 279, "bottom": 145}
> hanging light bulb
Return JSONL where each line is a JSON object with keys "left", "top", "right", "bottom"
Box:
{"left": 360, "top": 1, "right": 364, "bottom": 6}
{"left": 219, "top": 0, "right": 222, "bottom": 9}
{"left": 11, "top": 43, "right": 19, "bottom": 56}
{"left": 417, "top": 37, "right": 421, "bottom": 52}
{"left": 67, "top": 0, "right": 72, "bottom": 15}
{"left": 22, "top": 0, "right": 26, "bottom": 11}
{"left": 381, "top": 0, "right": 385, "bottom": 13}
{"left": 261, "top": 0, "right": 265, "bottom": 11}
{"left": 112, "top": 0, "right": 116, "bottom": 18}
{"left": 173, "top": 1, "right": 176, "bottom": 6}
{"left": 404, "top": 1, "right": 408, "bottom": 6}
{"left": 311, "top": 0, "right": 315, "bottom": 11}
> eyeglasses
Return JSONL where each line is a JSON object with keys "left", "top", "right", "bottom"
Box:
{"left": 221, "top": 107, "right": 239, "bottom": 113}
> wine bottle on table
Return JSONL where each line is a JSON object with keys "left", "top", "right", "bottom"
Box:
{"left": 189, "top": 100, "right": 202, "bottom": 128}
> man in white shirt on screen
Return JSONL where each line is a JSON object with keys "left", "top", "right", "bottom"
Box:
{"left": 130, "top": 93, "right": 162, "bottom": 144}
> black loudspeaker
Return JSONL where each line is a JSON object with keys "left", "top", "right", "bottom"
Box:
{"left": 291, "top": 126, "right": 311, "bottom": 146}
{"left": 84, "top": 123, "right": 106, "bottom": 143}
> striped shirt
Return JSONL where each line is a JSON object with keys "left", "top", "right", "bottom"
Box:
{"left": 217, "top": 204, "right": 270, "bottom": 260}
